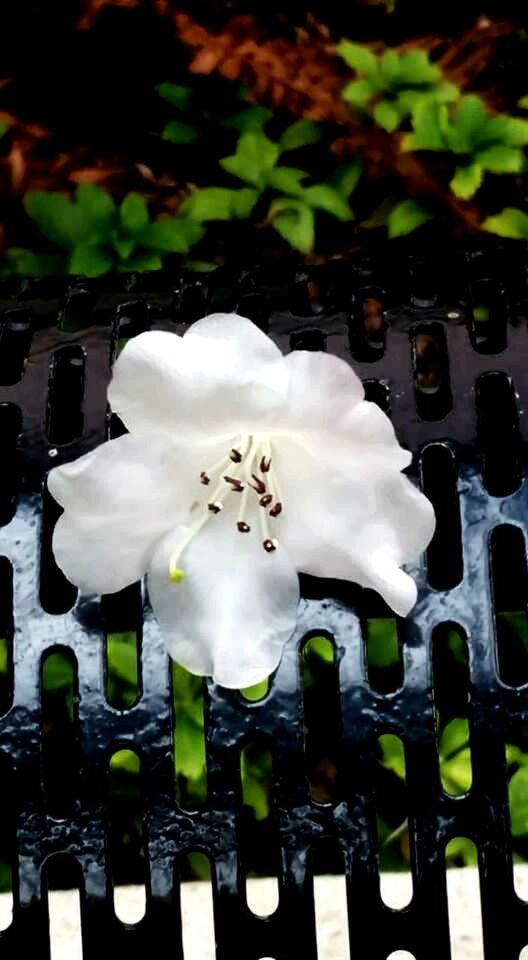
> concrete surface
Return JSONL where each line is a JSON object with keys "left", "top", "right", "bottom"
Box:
{"left": 4, "top": 867, "right": 528, "bottom": 958}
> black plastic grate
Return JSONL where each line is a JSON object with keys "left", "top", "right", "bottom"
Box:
{"left": 0, "top": 246, "right": 528, "bottom": 959}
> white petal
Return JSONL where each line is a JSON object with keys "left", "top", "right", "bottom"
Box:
{"left": 281, "top": 352, "right": 410, "bottom": 472}
{"left": 273, "top": 438, "right": 434, "bottom": 616}
{"left": 148, "top": 496, "right": 299, "bottom": 688}
{"left": 283, "top": 349, "right": 364, "bottom": 427}
{"left": 48, "top": 433, "right": 212, "bottom": 595}
{"left": 109, "top": 314, "right": 288, "bottom": 439}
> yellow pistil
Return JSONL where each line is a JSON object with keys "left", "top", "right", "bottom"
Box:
{"left": 169, "top": 564, "right": 186, "bottom": 584}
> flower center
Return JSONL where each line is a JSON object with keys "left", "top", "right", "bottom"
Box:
{"left": 168, "top": 435, "right": 284, "bottom": 583}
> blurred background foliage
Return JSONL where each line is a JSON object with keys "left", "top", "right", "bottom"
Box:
{"left": 0, "top": 0, "right": 526, "bottom": 275}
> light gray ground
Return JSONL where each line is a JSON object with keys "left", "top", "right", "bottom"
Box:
{"left": 4, "top": 867, "right": 528, "bottom": 959}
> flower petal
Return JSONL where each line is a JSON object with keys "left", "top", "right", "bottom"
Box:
{"left": 109, "top": 313, "right": 288, "bottom": 439}
{"left": 281, "top": 351, "right": 410, "bottom": 471}
{"left": 283, "top": 349, "right": 364, "bottom": 427}
{"left": 273, "top": 438, "right": 434, "bottom": 616}
{"left": 148, "top": 496, "right": 299, "bottom": 688}
{"left": 48, "top": 433, "right": 210, "bottom": 595}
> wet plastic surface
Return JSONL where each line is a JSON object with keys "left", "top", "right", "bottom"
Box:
{"left": 0, "top": 247, "right": 528, "bottom": 958}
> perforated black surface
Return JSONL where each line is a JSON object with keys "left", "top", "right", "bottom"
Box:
{"left": 0, "top": 246, "right": 528, "bottom": 959}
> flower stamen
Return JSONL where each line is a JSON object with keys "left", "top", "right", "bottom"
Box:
{"left": 263, "top": 538, "right": 278, "bottom": 553}
{"left": 259, "top": 456, "right": 271, "bottom": 473}
{"left": 224, "top": 475, "right": 245, "bottom": 492}
{"left": 250, "top": 474, "right": 267, "bottom": 495}
{"left": 259, "top": 494, "right": 273, "bottom": 507}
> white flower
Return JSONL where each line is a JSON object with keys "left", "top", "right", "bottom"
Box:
{"left": 48, "top": 313, "right": 435, "bottom": 688}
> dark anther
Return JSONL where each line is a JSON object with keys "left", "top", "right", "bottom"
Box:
{"left": 200, "top": 472, "right": 210, "bottom": 485}
{"left": 251, "top": 474, "right": 266, "bottom": 494}
{"left": 237, "top": 521, "right": 251, "bottom": 533}
{"left": 263, "top": 538, "right": 278, "bottom": 553}
{"left": 270, "top": 502, "right": 283, "bottom": 517}
{"left": 224, "top": 476, "right": 245, "bottom": 492}
{"left": 230, "top": 448, "right": 243, "bottom": 463}
{"left": 260, "top": 456, "right": 271, "bottom": 473}
{"left": 259, "top": 494, "right": 273, "bottom": 507}
{"left": 208, "top": 502, "right": 223, "bottom": 514}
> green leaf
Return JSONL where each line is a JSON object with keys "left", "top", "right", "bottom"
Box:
{"left": 435, "top": 81, "right": 459, "bottom": 103}
{"left": 332, "top": 158, "right": 363, "bottom": 198}
{"left": 379, "top": 50, "right": 401, "bottom": 89}
{"left": 379, "top": 734, "right": 406, "bottom": 779}
{"left": 439, "top": 718, "right": 470, "bottom": 761}
{"left": 182, "top": 259, "right": 217, "bottom": 273}
{"left": 303, "top": 183, "right": 353, "bottom": 221}
{"left": 446, "top": 836, "right": 478, "bottom": 866}
{"left": 482, "top": 207, "right": 528, "bottom": 239}
{"left": 4, "top": 248, "right": 67, "bottom": 277}
{"left": 240, "top": 679, "right": 269, "bottom": 701}
{"left": 387, "top": 198, "right": 432, "bottom": 238}
{"left": 76, "top": 184, "right": 116, "bottom": 234}
{"left": 342, "top": 78, "right": 376, "bottom": 109}
{"left": 267, "top": 166, "right": 307, "bottom": 196}
{"left": 279, "top": 119, "right": 323, "bottom": 152}
{"left": 518, "top": 95, "right": 528, "bottom": 111}
{"left": 397, "top": 49, "right": 442, "bottom": 87}
{"left": 338, "top": 41, "right": 378, "bottom": 76}
{"left": 442, "top": 745, "right": 473, "bottom": 795}
{"left": 452, "top": 95, "right": 488, "bottom": 149}
{"left": 241, "top": 747, "right": 273, "bottom": 822}
{"left": 113, "top": 234, "right": 137, "bottom": 260}
{"left": 396, "top": 89, "right": 426, "bottom": 114}
{"left": 176, "top": 717, "right": 207, "bottom": 781}
{"left": 155, "top": 82, "right": 193, "bottom": 111}
{"left": 230, "top": 189, "right": 260, "bottom": 218}
{"left": 366, "top": 619, "right": 400, "bottom": 668}
{"left": 483, "top": 115, "right": 528, "bottom": 148}
{"left": 305, "top": 636, "right": 335, "bottom": 665}
{"left": 221, "top": 104, "right": 272, "bottom": 133}
{"left": 69, "top": 244, "right": 114, "bottom": 277}
{"left": 41, "top": 651, "right": 75, "bottom": 690}
{"left": 450, "top": 163, "right": 483, "bottom": 199}
{"left": 24, "top": 191, "right": 87, "bottom": 249}
{"left": 140, "top": 217, "right": 203, "bottom": 253}
{"left": 162, "top": 119, "right": 199, "bottom": 144}
{"left": 475, "top": 144, "right": 525, "bottom": 173}
{"left": 509, "top": 767, "right": 528, "bottom": 836}
{"left": 120, "top": 193, "right": 150, "bottom": 234}
{"left": 182, "top": 186, "right": 258, "bottom": 221}
{"left": 0, "top": 120, "right": 10, "bottom": 138}
{"left": 220, "top": 131, "right": 280, "bottom": 188}
{"left": 269, "top": 198, "right": 315, "bottom": 253}
{"left": 403, "top": 100, "right": 449, "bottom": 151}
{"left": 117, "top": 252, "right": 164, "bottom": 272}
{"left": 373, "top": 99, "right": 402, "bottom": 132}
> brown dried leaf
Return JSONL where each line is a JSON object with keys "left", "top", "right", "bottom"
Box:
{"left": 77, "top": 0, "right": 142, "bottom": 30}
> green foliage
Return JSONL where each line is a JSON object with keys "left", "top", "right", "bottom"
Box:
{"left": 387, "top": 198, "right": 432, "bottom": 237}
{"left": 218, "top": 127, "right": 355, "bottom": 252}
{"left": 483, "top": 207, "right": 528, "bottom": 238}
{"left": 3, "top": 185, "right": 204, "bottom": 277}
{"left": 181, "top": 186, "right": 259, "bottom": 222}
{"left": 339, "top": 42, "right": 457, "bottom": 132}
{"left": 156, "top": 80, "right": 272, "bottom": 144}
{"left": 403, "top": 95, "right": 528, "bottom": 199}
